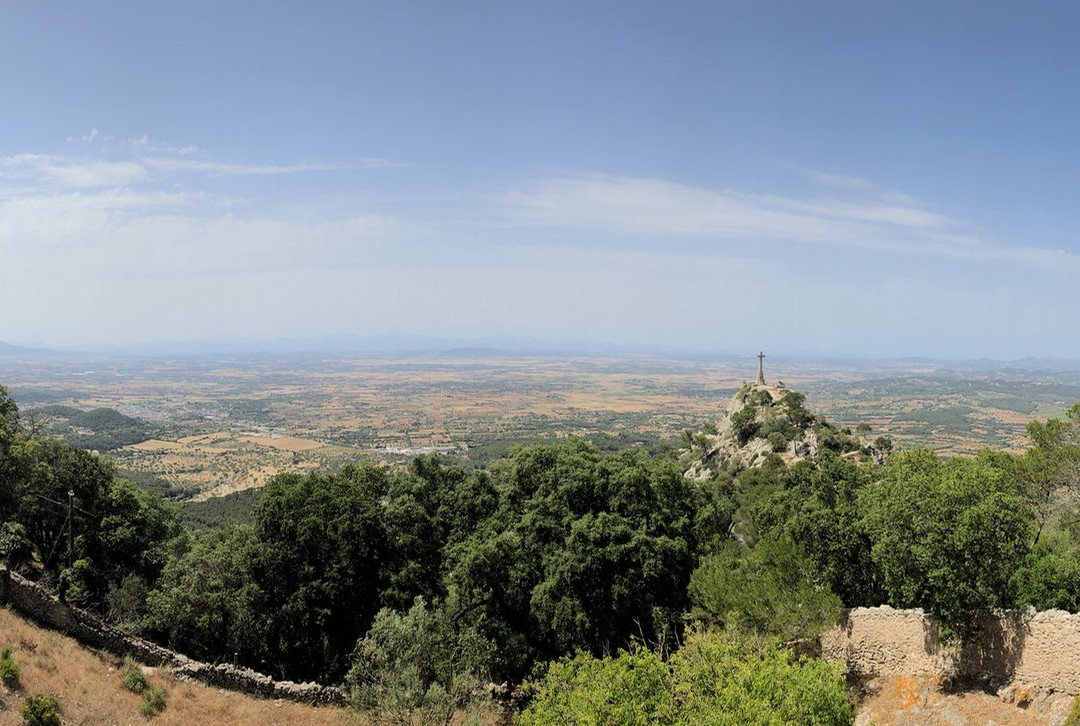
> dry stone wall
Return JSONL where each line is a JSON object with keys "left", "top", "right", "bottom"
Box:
{"left": 0, "top": 566, "right": 345, "bottom": 706}
{"left": 10, "top": 562, "right": 1079, "bottom": 704}
{"left": 822, "top": 605, "right": 1080, "bottom": 695}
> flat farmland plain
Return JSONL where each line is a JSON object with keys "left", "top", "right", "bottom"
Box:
{"left": 3, "top": 350, "right": 1079, "bottom": 499}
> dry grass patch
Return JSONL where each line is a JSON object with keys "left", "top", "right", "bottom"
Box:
{"left": 0, "top": 608, "right": 355, "bottom": 725}
{"left": 177, "top": 432, "right": 232, "bottom": 445}
{"left": 127, "top": 439, "right": 185, "bottom": 452}
{"left": 238, "top": 435, "right": 325, "bottom": 452}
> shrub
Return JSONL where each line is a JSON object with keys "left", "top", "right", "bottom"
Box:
{"left": 521, "top": 644, "right": 674, "bottom": 726}
{"left": 140, "top": 686, "right": 166, "bottom": 717}
{"left": 735, "top": 384, "right": 752, "bottom": 403}
{"left": 121, "top": 658, "right": 147, "bottom": 693}
{"left": 672, "top": 630, "right": 853, "bottom": 725}
{"left": 731, "top": 406, "right": 760, "bottom": 445}
{"left": 872, "top": 436, "right": 893, "bottom": 454}
{"left": 106, "top": 574, "right": 149, "bottom": 628}
{"left": 1012, "top": 543, "right": 1080, "bottom": 611}
{"left": 0, "top": 522, "right": 32, "bottom": 570}
{"left": 861, "top": 450, "right": 1034, "bottom": 638}
{"left": 749, "top": 389, "right": 773, "bottom": 407}
{"left": 691, "top": 433, "right": 711, "bottom": 452}
{"left": 20, "top": 693, "right": 61, "bottom": 726}
{"left": 520, "top": 629, "right": 853, "bottom": 725}
{"left": 689, "top": 539, "right": 841, "bottom": 643}
{"left": 346, "top": 598, "right": 493, "bottom": 726}
{"left": 1011, "top": 510, "right": 1080, "bottom": 611}
{"left": 780, "top": 391, "right": 814, "bottom": 428}
{"left": 1, "top": 645, "right": 20, "bottom": 685}
{"left": 768, "top": 431, "right": 788, "bottom": 452}
{"left": 816, "top": 424, "right": 859, "bottom": 454}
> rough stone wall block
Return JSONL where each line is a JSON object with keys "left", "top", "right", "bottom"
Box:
{"left": 0, "top": 566, "right": 345, "bottom": 706}
{"left": 823, "top": 606, "right": 1080, "bottom": 695}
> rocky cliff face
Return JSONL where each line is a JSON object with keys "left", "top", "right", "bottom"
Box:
{"left": 683, "top": 382, "right": 873, "bottom": 479}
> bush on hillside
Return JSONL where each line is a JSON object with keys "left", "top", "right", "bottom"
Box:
{"left": 730, "top": 406, "right": 760, "bottom": 445}
{"left": 20, "top": 694, "right": 61, "bottom": 726}
{"left": 0, "top": 522, "right": 32, "bottom": 571}
{"left": 121, "top": 657, "right": 147, "bottom": 693}
{"left": 1, "top": 646, "right": 19, "bottom": 685}
{"left": 139, "top": 686, "right": 167, "bottom": 717}
{"left": 861, "top": 450, "right": 1034, "bottom": 638}
{"left": 1012, "top": 514, "right": 1080, "bottom": 611}
{"left": 346, "top": 597, "right": 493, "bottom": 726}
{"left": 520, "top": 629, "right": 853, "bottom": 726}
{"left": 741, "top": 455, "right": 882, "bottom": 607}
{"left": 689, "top": 538, "right": 841, "bottom": 643}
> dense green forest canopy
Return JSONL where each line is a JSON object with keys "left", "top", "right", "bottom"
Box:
{"left": 24, "top": 404, "right": 154, "bottom": 452}
{"left": 3, "top": 382, "right": 1080, "bottom": 722}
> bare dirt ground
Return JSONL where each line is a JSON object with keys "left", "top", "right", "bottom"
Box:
{"left": 854, "top": 675, "right": 1075, "bottom": 725}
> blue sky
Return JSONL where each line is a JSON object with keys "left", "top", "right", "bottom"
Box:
{"left": 2, "top": 1, "right": 1079, "bottom": 357}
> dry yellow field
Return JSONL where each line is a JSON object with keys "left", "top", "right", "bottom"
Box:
{"left": 128, "top": 439, "right": 185, "bottom": 451}
{"left": 238, "top": 435, "right": 325, "bottom": 452}
{"left": 5, "top": 351, "right": 1078, "bottom": 497}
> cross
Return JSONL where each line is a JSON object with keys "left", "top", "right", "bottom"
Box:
{"left": 756, "top": 351, "right": 766, "bottom": 385}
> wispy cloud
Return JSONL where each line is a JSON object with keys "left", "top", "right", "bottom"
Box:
{"left": 500, "top": 172, "right": 1080, "bottom": 272}
{"left": 0, "top": 153, "right": 390, "bottom": 190}
{"left": 142, "top": 157, "right": 347, "bottom": 177}
{"left": 0, "top": 141, "right": 1076, "bottom": 355}
{"left": 129, "top": 134, "right": 201, "bottom": 155}
{"left": 65, "top": 128, "right": 109, "bottom": 144}
{"left": 0, "top": 137, "right": 416, "bottom": 286}
{"left": 784, "top": 165, "right": 920, "bottom": 206}
{"left": 0, "top": 189, "right": 409, "bottom": 274}
{"left": 800, "top": 169, "right": 878, "bottom": 191}
{"left": 0, "top": 133, "right": 400, "bottom": 192}
{"left": 139, "top": 156, "right": 401, "bottom": 177}
{"left": 0, "top": 153, "right": 148, "bottom": 189}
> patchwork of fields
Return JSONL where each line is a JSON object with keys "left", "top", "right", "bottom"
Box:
{"left": 3, "top": 351, "right": 1079, "bottom": 498}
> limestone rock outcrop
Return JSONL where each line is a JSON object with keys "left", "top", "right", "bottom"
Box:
{"left": 683, "top": 382, "right": 864, "bottom": 479}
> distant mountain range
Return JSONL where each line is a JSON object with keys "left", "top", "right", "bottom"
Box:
{"left": 1, "top": 336, "right": 1080, "bottom": 371}
{"left": 0, "top": 340, "right": 70, "bottom": 356}
{"left": 3, "top": 334, "right": 694, "bottom": 358}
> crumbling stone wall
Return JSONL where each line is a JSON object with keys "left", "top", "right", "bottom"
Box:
{"left": 0, "top": 566, "right": 345, "bottom": 706}
{"left": 822, "top": 605, "right": 1080, "bottom": 695}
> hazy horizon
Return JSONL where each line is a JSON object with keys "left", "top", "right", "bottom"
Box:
{"left": 7, "top": 332, "right": 1080, "bottom": 367}
{"left": 4, "top": 2, "right": 1080, "bottom": 359}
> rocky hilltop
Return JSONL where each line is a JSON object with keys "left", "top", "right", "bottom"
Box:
{"left": 683, "top": 381, "right": 888, "bottom": 480}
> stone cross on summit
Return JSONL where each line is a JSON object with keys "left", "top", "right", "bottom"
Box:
{"left": 756, "top": 351, "right": 766, "bottom": 386}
